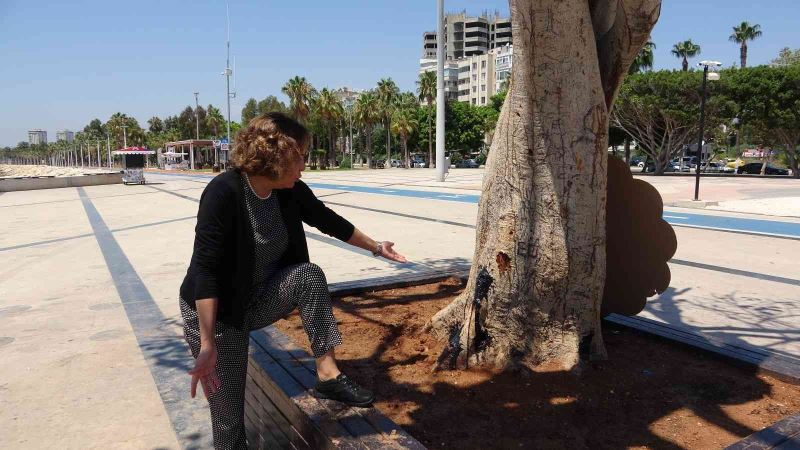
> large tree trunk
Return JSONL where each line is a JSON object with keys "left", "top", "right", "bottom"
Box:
{"left": 429, "top": 0, "right": 660, "bottom": 371}
{"left": 403, "top": 137, "right": 410, "bottom": 169}
{"left": 740, "top": 43, "right": 747, "bottom": 69}
{"left": 385, "top": 120, "right": 392, "bottom": 168}
{"left": 366, "top": 125, "right": 373, "bottom": 169}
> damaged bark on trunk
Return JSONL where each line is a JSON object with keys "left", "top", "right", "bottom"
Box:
{"left": 429, "top": 0, "right": 661, "bottom": 371}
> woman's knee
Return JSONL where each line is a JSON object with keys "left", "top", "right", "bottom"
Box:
{"left": 296, "top": 262, "right": 327, "bottom": 284}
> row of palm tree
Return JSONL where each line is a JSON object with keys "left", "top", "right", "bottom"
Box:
{"left": 280, "top": 74, "right": 432, "bottom": 169}
{"left": 630, "top": 21, "right": 763, "bottom": 74}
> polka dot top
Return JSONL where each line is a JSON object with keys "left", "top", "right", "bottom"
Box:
{"left": 242, "top": 174, "right": 289, "bottom": 289}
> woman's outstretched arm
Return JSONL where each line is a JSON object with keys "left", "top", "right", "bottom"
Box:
{"left": 347, "top": 228, "right": 407, "bottom": 263}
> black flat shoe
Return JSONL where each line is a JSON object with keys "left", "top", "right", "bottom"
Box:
{"left": 314, "top": 373, "right": 375, "bottom": 407}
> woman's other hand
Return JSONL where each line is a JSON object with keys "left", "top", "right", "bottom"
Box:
{"left": 379, "top": 241, "right": 407, "bottom": 263}
{"left": 189, "top": 345, "right": 222, "bottom": 399}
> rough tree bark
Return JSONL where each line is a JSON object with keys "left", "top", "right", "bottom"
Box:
{"left": 429, "top": 0, "right": 661, "bottom": 371}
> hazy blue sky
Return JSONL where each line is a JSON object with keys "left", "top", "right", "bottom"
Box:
{"left": 1, "top": 0, "right": 797, "bottom": 146}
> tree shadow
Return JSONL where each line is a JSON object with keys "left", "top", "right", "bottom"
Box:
{"left": 277, "top": 281, "right": 778, "bottom": 449}
{"left": 644, "top": 286, "right": 800, "bottom": 363}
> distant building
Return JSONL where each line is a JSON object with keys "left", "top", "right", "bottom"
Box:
{"left": 494, "top": 44, "right": 513, "bottom": 92}
{"left": 56, "top": 130, "right": 74, "bottom": 143}
{"left": 420, "top": 11, "right": 512, "bottom": 61}
{"left": 28, "top": 129, "right": 47, "bottom": 145}
{"left": 418, "top": 59, "right": 459, "bottom": 102}
{"left": 418, "top": 10, "right": 513, "bottom": 106}
{"left": 457, "top": 51, "right": 496, "bottom": 107}
{"left": 333, "top": 87, "right": 363, "bottom": 108}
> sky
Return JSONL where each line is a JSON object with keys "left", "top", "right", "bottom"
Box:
{"left": 1, "top": 0, "right": 797, "bottom": 147}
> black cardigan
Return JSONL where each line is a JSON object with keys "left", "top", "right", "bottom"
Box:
{"left": 179, "top": 169, "right": 355, "bottom": 330}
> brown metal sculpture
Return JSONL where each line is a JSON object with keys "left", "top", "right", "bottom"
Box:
{"left": 602, "top": 156, "right": 677, "bottom": 316}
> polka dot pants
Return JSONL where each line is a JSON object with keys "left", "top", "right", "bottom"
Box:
{"left": 181, "top": 262, "right": 343, "bottom": 450}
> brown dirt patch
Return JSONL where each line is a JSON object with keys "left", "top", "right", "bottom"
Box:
{"left": 273, "top": 278, "right": 800, "bottom": 449}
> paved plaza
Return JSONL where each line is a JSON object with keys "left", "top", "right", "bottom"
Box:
{"left": 1, "top": 167, "right": 798, "bottom": 449}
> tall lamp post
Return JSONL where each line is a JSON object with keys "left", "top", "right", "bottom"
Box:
{"left": 694, "top": 60, "right": 721, "bottom": 201}
{"left": 194, "top": 92, "right": 201, "bottom": 140}
{"left": 435, "top": 0, "right": 445, "bottom": 181}
{"left": 121, "top": 125, "right": 129, "bottom": 149}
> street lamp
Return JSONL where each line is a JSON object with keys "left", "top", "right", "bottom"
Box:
{"left": 435, "top": 0, "right": 446, "bottom": 181}
{"left": 344, "top": 96, "right": 355, "bottom": 167}
{"left": 121, "top": 125, "right": 129, "bottom": 149}
{"left": 693, "top": 60, "right": 721, "bottom": 201}
{"left": 194, "top": 92, "right": 201, "bottom": 140}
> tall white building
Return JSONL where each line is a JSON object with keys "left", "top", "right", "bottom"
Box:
{"left": 418, "top": 59, "right": 460, "bottom": 102}
{"left": 418, "top": 10, "right": 513, "bottom": 106}
{"left": 494, "top": 44, "right": 513, "bottom": 92}
{"left": 28, "top": 129, "right": 47, "bottom": 145}
{"left": 421, "top": 11, "right": 512, "bottom": 61}
{"left": 56, "top": 129, "right": 75, "bottom": 143}
{"left": 457, "top": 52, "right": 496, "bottom": 106}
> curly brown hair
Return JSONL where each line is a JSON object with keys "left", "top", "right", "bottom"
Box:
{"left": 231, "top": 112, "right": 309, "bottom": 179}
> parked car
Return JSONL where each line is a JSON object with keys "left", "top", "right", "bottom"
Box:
{"left": 389, "top": 159, "right": 405, "bottom": 168}
{"left": 642, "top": 160, "right": 676, "bottom": 173}
{"left": 701, "top": 161, "right": 725, "bottom": 173}
{"left": 629, "top": 156, "right": 645, "bottom": 167}
{"left": 737, "top": 163, "right": 789, "bottom": 175}
{"left": 455, "top": 159, "right": 480, "bottom": 168}
{"left": 410, "top": 157, "right": 426, "bottom": 168}
{"left": 369, "top": 159, "right": 386, "bottom": 169}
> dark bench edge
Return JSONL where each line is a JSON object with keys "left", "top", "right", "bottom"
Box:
{"left": 724, "top": 413, "right": 800, "bottom": 450}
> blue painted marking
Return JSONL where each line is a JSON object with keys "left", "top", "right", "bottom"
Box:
{"left": 77, "top": 187, "right": 211, "bottom": 449}
{"left": 307, "top": 182, "right": 481, "bottom": 203}
{"left": 148, "top": 172, "right": 800, "bottom": 238}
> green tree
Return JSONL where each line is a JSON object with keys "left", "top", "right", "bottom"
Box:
{"left": 720, "top": 65, "right": 800, "bottom": 177}
{"left": 241, "top": 98, "right": 259, "bottom": 126}
{"left": 312, "top": 88, "right": 343, "bottom": 168}
{"left": 613, "top": 70, "right": 734, "bottom": 174}
{"left": 445, "top": 101, "right": 495, "bottom": 157}
{"left": 105, "top": 113, "right": 145, "bottom": 149}
{"left": 354, "top": 91, "right": 381, "bottom": 168}
{"left": 257, "top": 96, "right": 288, "bottom": 115}
{"left": 629, "top": 40, "right": 656, "bottom": 74}
{"left": 729, "top": 22, "right": 762, "bottom": 69}
{"left": 391, "top": 107, "right": 418, "bottom": 168}
{"left": 147, "top": 117, "right": 164, "bottom": 134}
{"left": 671, "top": 39, "right": 701, "bottom": 71}
{"left": 417, "top": 71, "right": 437, "bottom": 167}
{"left": 771, "top": 47, "right": 800, "bottom": 67}
{"left": 205, "top": 105, "right": 225, "bottom": 139}
{"left": 282, "top": 76, "right": 316, "bottom": 123}
{"left": 376, "top": 78, "right": 399, "bottom": 164}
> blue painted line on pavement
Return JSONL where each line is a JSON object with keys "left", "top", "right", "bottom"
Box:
{"left": 76, "top": 187, "right": 210, "bottom": 449}
{"left": 147, "top": 172, "right": 800, "bottom": 239}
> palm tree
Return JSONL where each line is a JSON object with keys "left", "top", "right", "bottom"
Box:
{"left": 391, "top": 108, "right": 417, "bottom": 169}
{"left": 376, "top": 78, "right": 399, "bottom": 166}
{"left": 730, "top": 22, "right": 762, "bottom": 68}
{"left": 671, "top": 39, "right": 701, "bottom": 71}
{"left": 354, "top": 91, "right": 380, "bottom": 169}
{"left": 205, "top": 105, "right": 225, "bottom": 139}
{"left": 629, "top": 41, "right": 656, "bottom": 74}
{"left": 282, "top": 76, "right": 316, "bottom": 123}
{"left": 417, "top": 71, "right": 437, "bottom": 168}
{"left": 312, "top": 88, "right": 343, "bottom": 168}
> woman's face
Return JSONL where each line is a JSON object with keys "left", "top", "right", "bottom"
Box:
{"left": 277, "top": 157, "right": 305, "bottom": 189}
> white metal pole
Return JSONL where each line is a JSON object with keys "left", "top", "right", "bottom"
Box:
{"left": 107, "top": 134, "right": 111, "bottom": 168}
{"left": 224, "top": 1, "right": 233, "bottom": 169}
{"left": 194, "top": 92, "right": 201, "bottom": 140}
{"left": 435, "top": 0, "right": 446, "bottom": 181}
{"left": 96, "top": 141, "right": 101, "bottom": 168}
